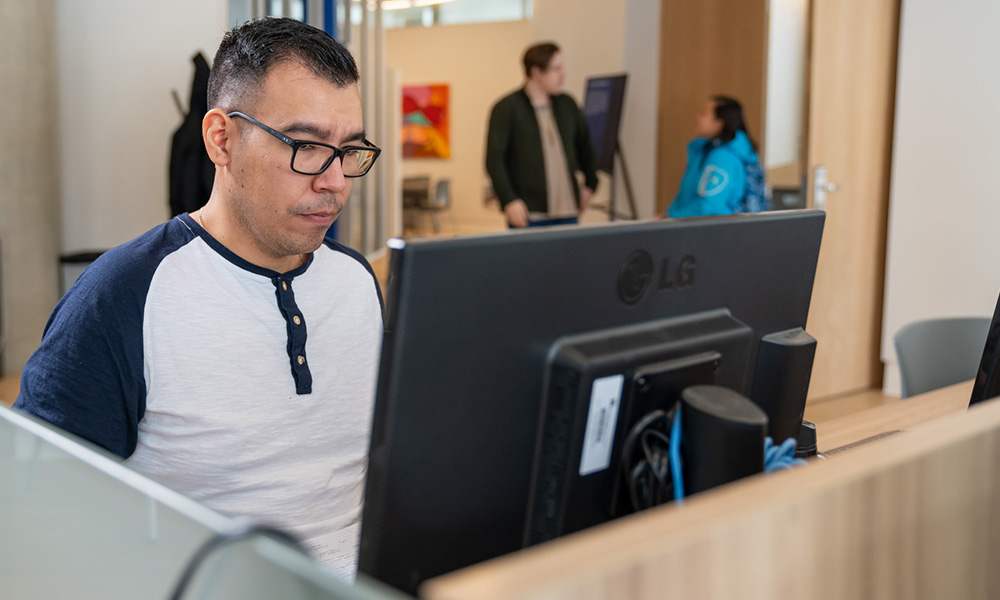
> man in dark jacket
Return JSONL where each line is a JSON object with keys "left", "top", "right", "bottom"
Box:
{"left": 486, "top": 42, "right": 598, "bottom": 228}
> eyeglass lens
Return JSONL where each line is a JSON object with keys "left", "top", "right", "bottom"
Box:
{"left": 294, "top": 144, "right": 376, "bottom": 176}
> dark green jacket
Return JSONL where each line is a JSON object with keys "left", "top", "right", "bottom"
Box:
{"left": 486, "top": 89, "right": 599, "bottom": 212}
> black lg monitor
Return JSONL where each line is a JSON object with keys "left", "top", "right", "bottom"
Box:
{"left": 359, "top": 210, "right": 825, "bottom": 594}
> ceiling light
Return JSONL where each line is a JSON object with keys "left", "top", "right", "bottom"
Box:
{"left": 381, "top": 0, "right": 457, "bottom": 9}
{"left": 381, "top": 0, "right": 412, "bottom": 10}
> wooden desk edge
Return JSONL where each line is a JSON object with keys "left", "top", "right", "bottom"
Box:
{"left": 421, "top": 381, "right": 981, "bottom": 600}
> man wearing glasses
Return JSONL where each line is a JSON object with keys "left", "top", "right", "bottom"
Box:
{"left": 15, "top": 18, "right": 382, "bottom": 579}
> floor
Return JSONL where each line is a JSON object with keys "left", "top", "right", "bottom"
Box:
{"left": 1, "top": 373, "right": 19, "bottom": 408}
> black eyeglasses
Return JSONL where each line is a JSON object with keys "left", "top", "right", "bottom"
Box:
{"left": 228, "top": 111, "right": 380, "bottom": 177}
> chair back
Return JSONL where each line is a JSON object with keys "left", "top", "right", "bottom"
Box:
{"left": 431, "top": 179, "right": 451, "bottom": 210}
{"left": 894, "top": 316, "right": 991, "bottom": 398}
{"left": 402, "top": 176, "right": 430, "bottom": 208}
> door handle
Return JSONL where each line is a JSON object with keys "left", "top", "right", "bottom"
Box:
{"left": 813, "top": 166, "right": 840, "bottom": 210}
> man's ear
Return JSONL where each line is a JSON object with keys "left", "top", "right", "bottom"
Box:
{"left": 203, "top": 109, "right": 233, "bottom": 167}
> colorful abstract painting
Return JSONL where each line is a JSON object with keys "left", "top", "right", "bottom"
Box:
{"left": 402, "top": 84, "right": 450, "bottom": 159}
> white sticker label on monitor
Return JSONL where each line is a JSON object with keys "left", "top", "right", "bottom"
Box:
{"left": 579, "top": 374, "right": 625, "bottom": 476}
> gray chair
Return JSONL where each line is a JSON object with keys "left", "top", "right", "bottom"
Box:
{"left": 893, "top": 316, "right": 991, "bottom": 398}
{"left": 425, "top": 178, "right": 452, "bottom": 233}
{"left": 403, "top": 178, "right": 453, "bottom": 234}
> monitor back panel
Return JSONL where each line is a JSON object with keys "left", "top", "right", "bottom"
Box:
{"left": 359, "top": 211, "right": 825, "bottom": 593}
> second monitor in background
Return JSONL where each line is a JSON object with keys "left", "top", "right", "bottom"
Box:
{"left": 582, "top": 74, "right": 635, "bottom": 220}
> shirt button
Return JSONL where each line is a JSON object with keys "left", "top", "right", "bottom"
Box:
{"left": 282, "top": 281, "right": 288, "bottom": 291}
{"left": 297, "top": 355, "right": 305, "bottom": 365}
{"left": 293, "top": 315, "right": 301, "bottom": 325}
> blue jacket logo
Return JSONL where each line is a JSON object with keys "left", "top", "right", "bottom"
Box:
{"left": 698, "top": 166, "right": 729, "bottom": 197}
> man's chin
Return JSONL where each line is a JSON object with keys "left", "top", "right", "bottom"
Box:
{"left": 273, "top": 233, "right": 328, "bottom": 260}
{"left": 301, "top": 233, "right": 330, "bottom": 253}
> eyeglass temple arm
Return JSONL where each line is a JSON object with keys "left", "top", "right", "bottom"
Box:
{"left": 227, "top": 111, "right": 295, "bottom": 147}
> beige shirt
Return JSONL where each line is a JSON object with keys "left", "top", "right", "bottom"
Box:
{"left": 533, "top": 105, "right": 578, "bottom": 220}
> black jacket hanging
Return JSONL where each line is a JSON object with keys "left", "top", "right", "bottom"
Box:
{"left": 168, "top": 52, "right": 214, "bottom": 217}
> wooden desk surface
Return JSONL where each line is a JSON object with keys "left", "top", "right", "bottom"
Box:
{"left": 816, "top": 380, "right": 972, "bottom": 453}
{"left": 422, "top": 381, "right": 982, "bottom": 600}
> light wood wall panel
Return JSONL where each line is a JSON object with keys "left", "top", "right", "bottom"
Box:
{"left": 803, "top": 0, "right": 900, "bottom": 399}
{"left": 0, "top": 0, "right": 61, "bottom": 372}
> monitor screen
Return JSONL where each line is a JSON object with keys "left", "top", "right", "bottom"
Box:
{"left": 582, "top": 74, "right": 628, "bottom": 173}
{"left": 972, "top": 292, "right": 1000, "bottom": 405}
{"left": 359, "top": 211, "right": 825, "bottom": 594}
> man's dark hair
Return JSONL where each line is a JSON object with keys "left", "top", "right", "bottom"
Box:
{"left": 208, "top": 17, "right": 359, "bottom": 112}
{"left": 522, "top": 42, "right": 560, "bottom": 78}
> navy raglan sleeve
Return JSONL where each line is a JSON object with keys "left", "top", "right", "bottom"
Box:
{"left": 10, "top": 220, "right": 191, "bottom": 459}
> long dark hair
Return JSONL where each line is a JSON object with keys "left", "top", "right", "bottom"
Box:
{"left": 710, "top": 95, "right": 758, "bottom": 152}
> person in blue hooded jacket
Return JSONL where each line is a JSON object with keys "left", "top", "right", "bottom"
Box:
{"left": 667, "top": 96, "right": 762, "bottom": 218}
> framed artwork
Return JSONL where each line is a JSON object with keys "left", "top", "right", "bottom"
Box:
{"left": 402, "top": 84, "right": 450, "bottom": 159}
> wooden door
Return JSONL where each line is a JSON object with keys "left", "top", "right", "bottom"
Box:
{"left": 656, "top": 0, "right": 768, "bottom": 214}
{"left": 804, "top": 0, "right": 900, "bottom": 399}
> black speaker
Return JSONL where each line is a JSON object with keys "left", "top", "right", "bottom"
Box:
{"left": 681, "top": 385, "right": 767, "bottom": 495}
{"left": 750, "top": 328, "right": 817, "bottom": 443}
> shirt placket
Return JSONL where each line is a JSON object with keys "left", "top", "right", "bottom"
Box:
{"left": 274, "top": 275, "right": 313, "bottom": 395}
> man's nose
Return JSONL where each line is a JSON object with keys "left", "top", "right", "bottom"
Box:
{"left": 314, "top": 157, "right": 348, "bottom": 193}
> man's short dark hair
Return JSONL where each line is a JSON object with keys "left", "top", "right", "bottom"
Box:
{"left": 208, "top": 17, "right": 360, "bottom": 112}
{"left": 523, "top": 42, "right": 560, "bottom": 78}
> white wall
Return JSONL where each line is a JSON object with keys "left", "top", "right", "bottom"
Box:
{"left": 764, "top": 0, "right": 807, "bottom": 170}
{"left": 619, "top": 0, "right": 661, "bottom": 219}
{"left": 56, "top": 0, "right": 230, "bottom": 251}
{"left": 530, "top": 0, "right": 626, "bottom": 107}
{"left": 881, "top": 0, "right": 1000, "bottom": 394}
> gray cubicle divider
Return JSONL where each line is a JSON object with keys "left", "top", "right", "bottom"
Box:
{"left": 0, "top": 405, "right": 411, "bottom": 600}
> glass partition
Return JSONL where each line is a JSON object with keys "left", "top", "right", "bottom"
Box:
{"left": 0, "top": 406, "right": 409, "bottom": 600}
